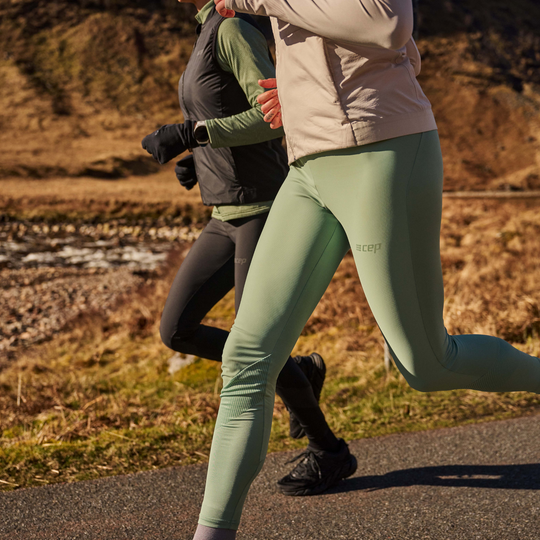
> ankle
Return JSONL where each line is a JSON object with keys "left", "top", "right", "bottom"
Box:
{"left": 193, "top": 524, "right": 237, "bottom": 540}
{"left": 307, "top": 429, "right": 340, "bottom": 453}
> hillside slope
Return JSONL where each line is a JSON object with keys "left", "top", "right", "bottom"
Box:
{"left": 417, "top": 0, "right": 540, "bottom": 190}
{"left": 0, "top": 0, "right": 539, "bottom": 190}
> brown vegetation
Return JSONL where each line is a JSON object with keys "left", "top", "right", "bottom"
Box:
{"left": 1, "top": 0, "right": 540, "bottom": 490}
{"left": 0, "top": 0, "right": 196, "bottom": 181}
{"left": 0, "top": 169, "right": 206, "bottom": 222}
{"left": 1, "top": 0, "right": 540, "bottom": 189}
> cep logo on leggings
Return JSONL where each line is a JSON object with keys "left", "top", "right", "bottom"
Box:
{"left": 235, "top": 258, "right": 248, "bottom": 265}
{"left": 356, "top": 243, "right": 382, "bottom": 254}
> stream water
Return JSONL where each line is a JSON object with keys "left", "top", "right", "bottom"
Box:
{"left": 0, "top": 221, "right": 202, "bottom": 271}
{"left": 0, "top": 220, "right": 202, "bottom": 360}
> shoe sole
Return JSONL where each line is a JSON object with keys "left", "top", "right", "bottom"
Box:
{"left": 277, "top": 453, "right": 358, "bottom": 497}
{"left": 290, "top": 353, "right": 327, "bottom": 439}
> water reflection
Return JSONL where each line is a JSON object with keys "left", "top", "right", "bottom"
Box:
{"left": 0, "top": 220, "right": 202, "bottom": 358}
{"left": 0, "top": 221, "right": 201, "bottom": 271}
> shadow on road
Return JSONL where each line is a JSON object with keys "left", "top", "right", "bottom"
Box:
{"left": 328, "top": 464, "right": 540, "bottom": 495}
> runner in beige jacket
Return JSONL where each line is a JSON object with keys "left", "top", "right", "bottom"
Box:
{"left": 191, "top": 2, "right": 540, "bottom": 539}
{"left": 219, "top": 0, "right": 436, "bottom": 161}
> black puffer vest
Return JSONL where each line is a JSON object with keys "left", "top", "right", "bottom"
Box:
{"left": 178, "top": 7, "right": 288, "bottom": 206}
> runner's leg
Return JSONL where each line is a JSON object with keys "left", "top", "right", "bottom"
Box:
{"left": 197, "top": 163, "right": 350, "bottom": 531}
{"left": 309, "top": 130, "right": 540, "bottom": 392}
{"left": 229, "top": 214, "right": 268, "bottom": 312}
{"left": 162, "top": 213, "right": 337, "bottom": 453}
{"left": 232, "top": 215, "right": 340, "bottom": 451}
{"left": 160, "top": 219, "right": 235, "bottom": 361}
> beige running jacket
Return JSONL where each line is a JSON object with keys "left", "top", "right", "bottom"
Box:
{"left": 224, "top": 0, "right": 437, "bottom": 163}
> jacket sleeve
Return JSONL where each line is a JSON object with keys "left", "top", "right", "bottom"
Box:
{"left": 225, "top": 0, "right": 414, "bottom": 50}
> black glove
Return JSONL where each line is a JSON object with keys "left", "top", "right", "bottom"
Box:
{"left": 175, "top": 154, "right": 198, "bottom": 191}
{"left": 141, "top": 120, "right": 198, "bottom": 165}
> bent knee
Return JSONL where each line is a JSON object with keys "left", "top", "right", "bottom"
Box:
{"left": 159, "top": 319, "right": 197, "bottom": 352}
{"left": 159, "top": 320, "right": 178, "bottom": 350}
{"left": 392, "top": 352, "right": 449, "bottom": 393}
{"left": 221, "top": 331, "right": 279, "bottom": 387}
{"left": 405, "top": 376, "right": 443, "bottom": 393}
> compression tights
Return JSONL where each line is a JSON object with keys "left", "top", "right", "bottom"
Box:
{"left": 194, "top": 130, "right": 540, "bottom": 538}
{"left": 160, "top": 215, "right": 338, "bottom": 452}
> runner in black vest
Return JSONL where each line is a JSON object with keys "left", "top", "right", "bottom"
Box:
{"left": 142, "top": 0, "right": 355, "bottom": 493}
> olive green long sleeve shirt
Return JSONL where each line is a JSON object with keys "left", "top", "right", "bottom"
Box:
{"left": 194, "top": 2, "right": 285, "bottom": 221}
{"left": 195, "top": 1, "right": 284, "bottom": 148}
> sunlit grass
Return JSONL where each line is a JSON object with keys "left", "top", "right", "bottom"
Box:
{"left": 2, "top": 199, "right": 540, "bottom": 491}
{"left": 2, "top": 0, "right": 540, "bottom": 493}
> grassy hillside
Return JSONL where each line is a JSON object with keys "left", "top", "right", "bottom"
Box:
{"left": 0, "top": 0, "right": 197, "bottom": 180}
{"left": 417, "top": 0, "right": 540, "bottom": 190}
{"left": 0, "top": 0, "right": 539, "bottom": 191}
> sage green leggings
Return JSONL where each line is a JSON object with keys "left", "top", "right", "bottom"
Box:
{"left": 198, "top": 131, "right": 540, "bottom": 531}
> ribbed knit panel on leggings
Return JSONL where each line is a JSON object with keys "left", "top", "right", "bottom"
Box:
{"left": 197, "top": 131, "right": 540, "bottom": 531}
{"left": 159, "top": 214, "right": 335, "bottom": 448}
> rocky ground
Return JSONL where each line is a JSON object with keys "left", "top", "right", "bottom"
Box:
{"left": 0, "top": 219, "right": 201, "bottom": 362}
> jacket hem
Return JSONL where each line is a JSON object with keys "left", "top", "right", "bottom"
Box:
{"left": 286, "top": 109, "right": 437, "bottom": 165}
{"left": 212, "top": 202, "right": 272, "bottom": 221}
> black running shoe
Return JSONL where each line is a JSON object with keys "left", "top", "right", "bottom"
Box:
{"left": 277, "top": 439, "right": 357, "bottom": 496}
{"left": 288, "top": 352, "right": 326, "bottom": 439}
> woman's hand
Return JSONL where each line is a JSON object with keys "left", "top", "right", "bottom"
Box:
{"left": 214, "top": 0, "right": 235, "bottom": 18}
{"left": 257, "top": 78, "right": 283, "bottom": 130}
{"left": 142, "top": 122, "right": 197, "bottom": 164}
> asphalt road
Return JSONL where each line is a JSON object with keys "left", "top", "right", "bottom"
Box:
{"left": 1, "top": 415, "right": 539, "bottom": 540}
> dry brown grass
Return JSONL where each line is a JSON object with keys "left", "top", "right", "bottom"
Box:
{"left": 2, "top": 197, "right": 540, "bottom": 490}
{"left": 0, "top": 250, "right": 223, "bottom": 488}
{"left": 0, "top": 164, "right": 209, "bottom": 223}
{"left": 441, "top": 200, "right": 540, "bottom": 343}
{"left": 2, "top": 0, "right": 540, "bottom": 491}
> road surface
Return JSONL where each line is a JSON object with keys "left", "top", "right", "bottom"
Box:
{"left": 1, "top": 415, "right": 539, "bottom": 539}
